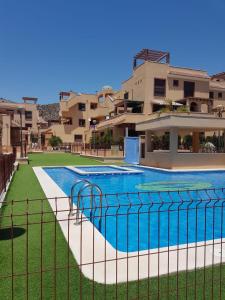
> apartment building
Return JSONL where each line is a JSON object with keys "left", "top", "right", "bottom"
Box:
{"left": 0, "top": 97, "right": 47, "bottom": 154}
{"left": 96, "top": 49, "right": 225, "bottom": 140}
{"left": 44, "top": 87, "right": 116, "bottom": 145}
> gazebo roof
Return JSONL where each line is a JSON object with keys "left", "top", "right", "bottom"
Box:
{"left": 136, "top": 113, "right": 225, "bottom": 131}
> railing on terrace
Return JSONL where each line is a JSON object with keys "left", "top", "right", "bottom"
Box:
{"left": 71, "top": 142, "right": 124, "bottom": 158}
{"left": 0, "top": 151, "right": 16, "bottom": 196}
{"left": 1, "top": 188, "right": 225, "bottom": 298}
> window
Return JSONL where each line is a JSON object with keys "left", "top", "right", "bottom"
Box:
{"left": 218, "top": 92, "right": 223, "bottom": 99}
{"left": 98, "top": 96, "right": 104, "bottom": 103}
{"left": 124, "top": 92, "right": 129, "bottom": 99}
{"left": 90, "top": 103, "right": 98, "bottom": 109}
{"left": 173, "top": 80, "right": 179, "bottom": 87}
{"left": 25, "top": 123, "right": 32, "bottom": 128}
{"left": 79, "top": 119, "right": 86, "bottom": 127}
{"left": 74, "top": 134, "right": 83, "bottom": 142}
{"left": 78, "top": 103, "right": 86, "bottom": 111}
{"left": 184, "top": 81, "right": 195, "bottom": 98}
{"left": 25, "top": 111, "right": 32, "bottom": 120}
{"left": 209, "top": 91, "right": 214, "bottom": 99}
{"left": 154, "top": 79, "right": 166, "bottom": 97}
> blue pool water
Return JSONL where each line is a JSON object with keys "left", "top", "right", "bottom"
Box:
{"left": 44, "top": 166, "right": 225, "bottom": 252}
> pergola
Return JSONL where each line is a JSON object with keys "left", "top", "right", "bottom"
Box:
{"left": 211, "top": 72, "right": 225, "bottom": 80}
{"left": 133, "top": 49, "right": 170, "bottom": 69}
{"left": 176, "top": 97, "right": 213, "bottom": 113}
{"left": 22, "top": 97, "right": 38, "bottom": 104}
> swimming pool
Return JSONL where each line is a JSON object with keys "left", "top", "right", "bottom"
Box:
{"left": 43, "top": 166, "right": 225, "bottom": 252}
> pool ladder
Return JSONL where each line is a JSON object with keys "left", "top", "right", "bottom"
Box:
{"left": 69, "top": 179, "right": 103, "bottom": 230}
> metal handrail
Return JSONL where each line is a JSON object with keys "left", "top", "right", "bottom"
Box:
{"left": 75, "top": 182, "right": 103, "bottom": 225}
{"left": 69, "top": 179, "right": 103, "bottom": 227}
{"left": 69, "top": 179, "right": 91, "bottom": 216}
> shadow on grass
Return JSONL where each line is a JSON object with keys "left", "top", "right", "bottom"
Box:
{"left": 0, "top": 227, "right": 26, "bottom": 240}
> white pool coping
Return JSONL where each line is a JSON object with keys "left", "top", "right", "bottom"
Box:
{"left": 136, "top": 164, "right": 225, "bottom": 173}
{"left": 33, "top": 166, "right": 225, "bottom": 284}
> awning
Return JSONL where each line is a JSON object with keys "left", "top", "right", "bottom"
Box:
{"left": 212, "top": 105, "right": 225, "bottom": 112}
{"left": 152, "top": 99, "right": 183, "bottom": 106}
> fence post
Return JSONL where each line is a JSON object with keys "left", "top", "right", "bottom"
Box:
{"left": 3, "top": 154, "right": 6, "bottom": 191}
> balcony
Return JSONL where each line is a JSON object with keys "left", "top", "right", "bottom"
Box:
{"left": 96, "top": 113, "right": 148, "bottom": 131}
{"left": 113, "top": 99, "right": 144, "bottom": 116}
{"left": 90, "top": 106, "right": 109, "bottom": 119}
{"left": 96, "top": 99, "right": 145, "bottom": 130}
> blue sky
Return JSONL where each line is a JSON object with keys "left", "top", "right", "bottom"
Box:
{"left": 0, "top": 0, "right": 224, "bottom": 104}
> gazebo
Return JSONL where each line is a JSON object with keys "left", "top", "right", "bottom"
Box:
{"left": 136, "top": 112, "right": 225, "bottom": 169}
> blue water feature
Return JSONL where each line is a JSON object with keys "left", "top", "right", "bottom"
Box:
{"left": 44, "top": 166, "right": 225, "bottom": 252}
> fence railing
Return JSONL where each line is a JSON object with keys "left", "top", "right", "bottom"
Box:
{"left": 0, "top": 151, "right": 16, "bottom": 196}
{"left": 71, "top": 142, "right": 124, "bottom": 158}
{"left": 1, "top": 188, "right": 225, "bottom": 299}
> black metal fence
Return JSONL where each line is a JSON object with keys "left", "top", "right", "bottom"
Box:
{"left": 71, "top": 142, "right": 124, "bottom": 157}
{"left": 1, "top": 189, "right": 225, "bottom": 299}
{"left": 0, "top": 151, "right": 16, "bottom": 196}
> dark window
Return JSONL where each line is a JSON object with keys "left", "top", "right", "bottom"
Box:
{"left": 65, "top": 118, "right": 72, "bottom": 125}
{"left": 90, "top": 103, "right": 98, "bottom": 109}
{"left": 184, "top": 81, "right": 195, "bottom": 98}
{"left": 25, "top": 123, "right": 32, "bottom": 128}
{"left": 25, "top": 111, "right": 32, "bottom": 120}
{"left": 124, "top": 92, "right": 129, "bottom": 99}
{"left": 79, "top": 119, "right": 86, "bottom": 127}
{"left": 154, "top": 79, "right": 166, "bottom": 97}
{"left": 173, "top": 80, "right": 179, "bottom": 87}
{"left": 90, "top": 119, "right": 98, "bottom": 126}
{"left": 209, "top": 91, "right": 214, "bottom": 99}
{"left": 190, "top": 102, "right": 198, "bottom": 112}
{"left": 218, "top": 92, "right": 223, "bottom": 99}
{"left": 74, "top": 134, "right": 83, "bottom": 142}
{"left": 78, "top": 103, "right": 86, "bottom": 111}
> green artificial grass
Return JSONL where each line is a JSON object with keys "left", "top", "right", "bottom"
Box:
{"left": 28, "top": 152, "right": 106, "bottom": 167}
{"left": 0, "top": 153, "right": 225, "bottom": 299}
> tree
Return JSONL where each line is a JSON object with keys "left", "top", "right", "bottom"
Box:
{"left": 183, "top": 135, "right": 192, "bottom": 149}
{"left": 48, "top": 136, "right": 62, "bottom": 148}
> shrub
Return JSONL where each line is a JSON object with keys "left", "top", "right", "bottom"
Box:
{"left": 48, "top": 136, "right": 63, "bottom": 147}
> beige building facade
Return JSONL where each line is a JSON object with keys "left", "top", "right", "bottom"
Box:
{"left": 42, "top": 50, "right": 225, "bottom": 149}
{"left": 96, "top": 49, "right": 225, "bottom": 141}
{"left": 0, "top": 97, "right": 47, "bottom": 154}
{"left": 45, "top": 87, "right": 116, "bottom": 145}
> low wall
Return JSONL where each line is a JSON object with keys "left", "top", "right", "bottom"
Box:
{"left": 141, "top": 152, "right": 225, "bottom": 169}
